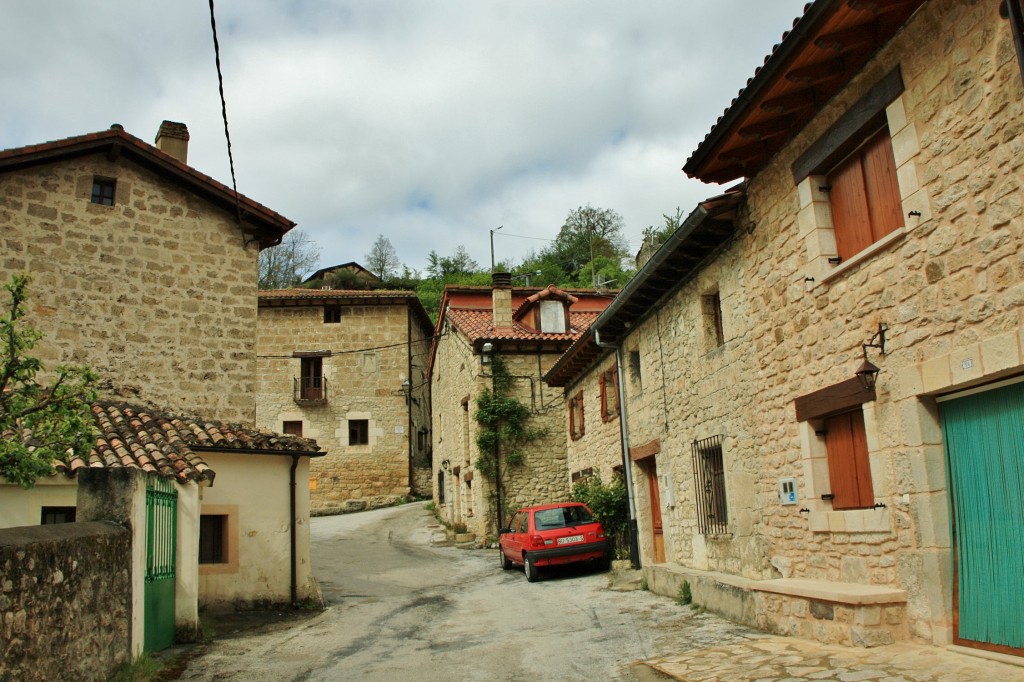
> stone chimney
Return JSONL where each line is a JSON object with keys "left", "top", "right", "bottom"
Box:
{"left": 154, "top": 120, "right": 190, "bottom": 164}
{"left": 492, "top": 272, "right": 513, "bottom": 330}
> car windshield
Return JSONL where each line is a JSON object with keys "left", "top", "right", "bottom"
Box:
{"left": 533, "top": 506, "right": 594, "bottom": 530}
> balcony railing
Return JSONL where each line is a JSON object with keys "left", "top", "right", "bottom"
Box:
{"left": 294, "top": 376, "right": 328, "bottom": 403}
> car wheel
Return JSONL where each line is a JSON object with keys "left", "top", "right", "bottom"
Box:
{"left": 524, "top": 553, "right": 540, "bottom": 583}
{"left": 499, "top": 548, "right": 512, "bottom": 570}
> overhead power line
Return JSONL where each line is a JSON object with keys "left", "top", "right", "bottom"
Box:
{"left": 208, "top": 0, "right": 243, "bottom": 226}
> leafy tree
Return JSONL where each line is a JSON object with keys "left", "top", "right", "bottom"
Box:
{"left": 641, "top": 207, "right": 686, "bottom": 250}
{"left": 1, "top": 275, "right": 97, "bottom": 488}
{"left": 258, "top": 229, "right": 321, "bottom": 289}
{"left": 425, "top": 245, "right": 480, "bottom": 279}
{"left": 365, "top": 234, "right": 401, "bottom": 280}
{"left": 570, "top": 471, "right": 630, "bottom": 559}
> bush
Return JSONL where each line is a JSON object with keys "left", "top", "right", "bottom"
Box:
{"left": 570, "top": 472, "right": 629, "bottom": 559}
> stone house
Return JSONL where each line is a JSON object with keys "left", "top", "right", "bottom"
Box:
{"left": 428, "top": 274, "right": 614, "bottom": 539}
{"left": 0, "top": 121, "right": 324, "bottom": 651}
{"left": 549, "top": 0, "right": 1024, "bottom": 658}
{"left": 256, "top": 287, "right": 434, "bottom": 512}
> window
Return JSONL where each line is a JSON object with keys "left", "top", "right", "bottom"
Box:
{"left": 823, "top": 410, "right": 874, "bottom": 510}
{"left": 600, "top": 366, "right": 619, "bottom": 421}
{"left": 826, "top": 126, "right": 904, "bottom": 261}
{"left": 299, "top": 356, "right": 323, "bottom": 401}
{"left": 90, "top": 177, "right": 115, "bottom": 206}
{"left": 438, "top": 471, "right": 445, "bottom": 504}
{"left": 324, "top": 305, "right": 342, "bottom": 324}
{"left": 40, "top": 506, "right": 76, "bottom": 524}
{"left": 539, "top": 300, "right": 567, "bottom": 333}
{"left": 349, "top": 418, "right": 369, "bottom": 446}
{"left": 571, "top": 467, "right": 595, "bottom": 483}
{"left": 568, "top": 391, "right": 585, "bottom": 441}
{"left": 692, "top": 435, "right": 728, "bottom": 534}
{"left": 702, "top": 291, "right": 725, "bottom": 348}
{"left": 628, "top": 350, "right": 642, "bottom": 391}
{"left": 282, "top": 420, "right": 303, "bottom": 436}
{"left": 199, "top": 515, "right": 228, "bottom": 564}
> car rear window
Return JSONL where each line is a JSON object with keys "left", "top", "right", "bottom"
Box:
{"left": 533, "top": 506, "right": 594, "bottom": 530}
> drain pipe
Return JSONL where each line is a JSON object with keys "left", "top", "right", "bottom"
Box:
{"left": 289, "top": 455, "right": 299, "bottom": 606}
{"left": 594, "top": 328, "right": 640, "bottom": 569}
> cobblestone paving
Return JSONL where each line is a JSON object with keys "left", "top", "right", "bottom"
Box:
{"left": 646, "top": 637, "right": 1024, "bottom": 682}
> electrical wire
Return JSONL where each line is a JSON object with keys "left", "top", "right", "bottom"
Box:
{"left": 208, "top": 0, "right": 243, "bottom": 227}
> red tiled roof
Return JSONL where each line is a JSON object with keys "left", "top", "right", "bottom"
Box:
{"left": 258, "top": 288, "right": 417, "bottom": 301}
{"left": 447, "top": 308, "right": 600, "bottom": 343}
{"left": 55, "top": 402, "right": 321, "bottom": 484}
{"left": 0, "top": 126, "right": 295, "bottom": 247}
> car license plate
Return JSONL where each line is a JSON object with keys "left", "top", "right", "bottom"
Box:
{"left": 557, "top": 534, "right": 584, "bottom": 545}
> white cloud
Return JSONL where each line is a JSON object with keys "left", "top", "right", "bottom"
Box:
{"left": 1, "top": 0, "right": 809, "bottom": 273}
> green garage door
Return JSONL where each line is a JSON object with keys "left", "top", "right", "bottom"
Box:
{"left": 940, "top": 380, "right": 1024, "bottom": 654}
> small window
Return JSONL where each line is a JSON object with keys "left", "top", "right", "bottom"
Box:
{"left": 90, "top": 177, "right": 115, "bottom": 206}
{"left": 628, "top": 351, "right": 642, "bottom": 390}
{"left": 324, "top": 305, "right": 342, "bottom": 324}
{"left": 438, "top": 471, "right": 445, "bottom": 504}
{"left": 600, "top": 367, "right": 619, "bottom": 421}
{"left": 199, "top": 515, "right": 228, "bottom": 564}
{"left": 571, "top": 467, "right": 595, "bottom": 483}
{"left": 692, "top": 435, "right": 728, "bottom": 534}
{"left": 702, "top": 291, "right": 725, "bottom": 348}
{"left": 349, "top": 418, "right": 369, "bottom": 446}
{"left": 823, "top": 410, "right": 875, "bottom": 510}
{"left": 568, "top": 391, "right": 585, "bottom": 441}
{"left": 282, "top": 420, "right": 303, "bottom": 436}
{"left": 539, "top": 300, "right": 567, "bottom": 333}
{"left": 41, "top": 506, "right": 76, "bottom": 525}
{"left": 827, "top": 127, "right": 904, "bottom": 261}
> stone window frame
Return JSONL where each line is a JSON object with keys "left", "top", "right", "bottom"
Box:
{"left": 701, "top": 288, "right": 726, "bottom": 350}
{"left": 568, "top": 390, "right": 585, "bottom": 441}
{"left": 198, "top": 504, "right": 239, "bottom": 575}
{"left": 90, "top": 176, "right": 116, "bottom": 206}
{"left": 344, "top": 412, "right": 374, "bottom": 449}
{"left": 796, "top": 391, "right": 890, "bottom": 534}
{"left": 348, "top": 418, "right": 370, "bottom": 446}
{"left": 793, "top": 67, "right": 932, "bottom": 287}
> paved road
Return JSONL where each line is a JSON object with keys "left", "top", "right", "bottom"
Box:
{"left": 176, "top": 502, "right": 763, "bottom": 681}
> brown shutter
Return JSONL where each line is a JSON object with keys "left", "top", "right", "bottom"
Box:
{"left": 824, "top": 410, "right": 874, "bottom": 510}
{"left": 829, "top": 154, "right": 872, "bottom": 260}
{"left": 861, "top": 128, "right": 904, "bottom": 242}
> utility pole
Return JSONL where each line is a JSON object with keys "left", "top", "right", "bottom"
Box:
{"left": 490, "top": 225, "right": 503, "bottom": 273}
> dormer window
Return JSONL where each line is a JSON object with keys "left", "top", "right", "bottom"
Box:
{"left": 539, "top": 300, "right": 567, "bottom": 333}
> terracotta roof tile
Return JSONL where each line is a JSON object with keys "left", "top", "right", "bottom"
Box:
{"left": 447, "top": 308, "right": 600, "bottom": 342}
{"left": 258, "top": 288, "right": 417, "bottom": 300}
{"left": 49, "top": 402, "right": 322, "bottom": 484}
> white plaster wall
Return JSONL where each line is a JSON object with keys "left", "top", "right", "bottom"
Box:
{"left": 175, "top": 482, "right": 200, "bottom": 637}
{"left": 0, "top": 478, "right": 77, "bottom": 529}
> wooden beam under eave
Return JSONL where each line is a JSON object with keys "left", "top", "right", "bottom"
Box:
{"left": 814, "top": 22, "right": 879, "bottom": 52}
{"left": 785, "top": 55, "right": 855, "bottom": 85}
{"left": 738, "top": 116, "right": 793, "bottom": 140}
{"left": 847, "top": 0, "right": 917, "bottom": 16}
{"left": 718, "top": 139, "right": 773, "bottom": 164}
{"left": 761, "top": 89, "right": 818, "bottom": 115}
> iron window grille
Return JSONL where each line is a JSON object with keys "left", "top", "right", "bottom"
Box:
{"left": 692, "top": 434, "right": 728, "bottom": 534}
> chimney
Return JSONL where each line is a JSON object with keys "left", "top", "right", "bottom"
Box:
{"left": 492, "top": 272, "right": 513, "bottom": 330}
{"left": 155, "top": 120, "right": 190, "bottom": 164}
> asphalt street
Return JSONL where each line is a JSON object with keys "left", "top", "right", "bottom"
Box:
{"left": 174, "top": 501, "right": 764, "bottom": 681}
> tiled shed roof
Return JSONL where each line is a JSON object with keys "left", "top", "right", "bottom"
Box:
{"left": 447, "top": 308, "right": 600, "bottom": 343}
{"left": 258, "top": 288, "right": 417, "bottom": 301}
{"left": 55, "top": 402, "right": 322, "bottom": 484}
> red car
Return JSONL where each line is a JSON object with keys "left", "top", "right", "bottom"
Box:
{"left": 498, "top": 502, "right": 610, "bottom": 582}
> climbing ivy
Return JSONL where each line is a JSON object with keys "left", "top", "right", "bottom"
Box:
{"left": 473, "top": 356, "right": 545, "bottom": 477}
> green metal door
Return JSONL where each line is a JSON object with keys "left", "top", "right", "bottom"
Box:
{"left": 144, "top": 476, "right": 177, "bottom": 652}
{"left": 940, "top": 381, "right": 1024, "bottom": 654}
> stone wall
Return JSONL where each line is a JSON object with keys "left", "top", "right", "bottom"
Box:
{"left": 613, "top": 0, "right": 1023, "bottom": 648}
{"left": 0, "top": 521, "right": 131, "bottom": 682}
{"left": 0, "top": 154, "right": 260, "bottom": 423}
{"left": 431, "top": 331, "right": 571, "bottom": 537}
{"left": 256, "top": 300, "right": 427, "bottom": 511}
{"left": 564, "top": 352, "right": 626, "bottom": 484}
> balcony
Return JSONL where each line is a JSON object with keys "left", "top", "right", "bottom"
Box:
{"left": 294, "top": 376, "right": 328, "bottom": 404}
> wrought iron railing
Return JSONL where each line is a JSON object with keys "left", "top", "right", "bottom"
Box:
{"left": 692, "top": 434, "right": 729, "bottom": 535}
{"left": 294, "top": 376, "right": 328, "bottom": 402}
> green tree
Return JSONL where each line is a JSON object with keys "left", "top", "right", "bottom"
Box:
{"left": 258, "top": 229, "right": 321, "bottom": 289}
{"left": 570, "top": 472, "right": 630, "bottom": 559}
{"left": 0, "top": 275, "right": 97, "bottom": 488}
{"left": 641, "top": 207, "right": 685, "bottom": 250}
{"left": 365, "top": 234, "right": 401, "bottom": 280}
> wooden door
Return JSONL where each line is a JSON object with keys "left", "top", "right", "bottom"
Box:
{"left": 940, "top": 381, "right": 1024, "bottom": 656}
{"left": 645, "top": 459, "right": 665, "bottom": 563}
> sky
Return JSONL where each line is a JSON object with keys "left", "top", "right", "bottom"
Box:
{"left": 1, "top": 1, "right": 810, "bottom": 276}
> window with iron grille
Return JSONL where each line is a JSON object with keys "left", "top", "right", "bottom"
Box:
{"left": 692, "top": 435, "right": 728, "bottom": 534}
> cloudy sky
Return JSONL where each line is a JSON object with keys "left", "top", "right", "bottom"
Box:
{"left": 2, "top": 1, "right": 809, "bottom": 274}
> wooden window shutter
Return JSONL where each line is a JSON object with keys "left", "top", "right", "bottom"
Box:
{"left": 824, "top": 410, "right": 874, "bottom": 510}
{"left": 829, "top": 128, "right": 903, "bottom": 261}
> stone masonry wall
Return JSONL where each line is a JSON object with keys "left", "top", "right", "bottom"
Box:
{"left": 615, "top": 0, "right": 1023, "bottom": 647}
{"left": 0, "top": 521, "right": 131, "bottom": 682}
{"left": 256, "top": 302, "right": 417, "bottom": 511}
{"left": 564, "top": 352, "right": 626, "bottom": 484}
{"left": 0, "top": 154, "right": 260, "bottom": 423}
{"left": 431, "top": 330, "right": 571, "bottom": 538}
